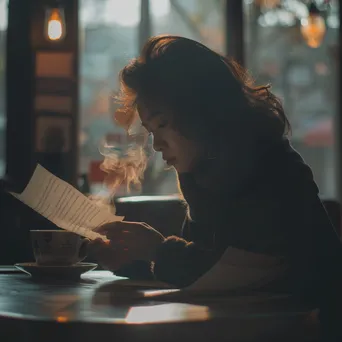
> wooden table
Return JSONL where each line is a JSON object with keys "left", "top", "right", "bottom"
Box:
{"left": 0, "top": 269, "right": 319, "bottom": 342}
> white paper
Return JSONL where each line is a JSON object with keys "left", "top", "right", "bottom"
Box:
{"left": 186, "top": 247, "right": 288, "bottom": 292}
{"left": 10, "top": 164, "right": 123, "bottom": 241}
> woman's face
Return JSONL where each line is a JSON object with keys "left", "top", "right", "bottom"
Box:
{"left": 137, "top": 101, "right": 201, "bottom": 173}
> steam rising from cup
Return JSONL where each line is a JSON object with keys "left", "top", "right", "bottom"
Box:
{"left": 98, "top": 117, "right": 152, "bottom": 195}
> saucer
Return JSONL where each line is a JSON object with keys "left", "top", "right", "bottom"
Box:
{"left": 14, "top": 262, "right": 98, "bottom": 279}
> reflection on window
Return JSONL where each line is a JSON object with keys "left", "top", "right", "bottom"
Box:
{"left": 244, "top": 0, "right": 339, "bottom": 198}
{"left": 79, "top": 0, "right": 225, "bottom": 196}
{"left": 0, "top": 0, "right": 7, "bottom": 177}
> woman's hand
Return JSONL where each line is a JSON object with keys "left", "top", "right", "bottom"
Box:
{"left": 89, "top": 221, "right": 165, "bottom": 272}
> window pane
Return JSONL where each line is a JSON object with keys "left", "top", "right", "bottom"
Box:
{"left": 0, "top": 0, "right": 7, "bottom": 177}
{"left": 79, "top": 0, "right": 180, "bottom": 197}
{"left": 79, "top": 0, "right": 141, "bottom": 196}
{"left": 151, "top": 0, "right": 226, "bottom": 53}
{"left": 243, "top": 0, "right": 339, "bottom": 198}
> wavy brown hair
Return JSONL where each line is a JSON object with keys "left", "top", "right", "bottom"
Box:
{"left": 103, "top": 35, "right": 291, "bottom": 191}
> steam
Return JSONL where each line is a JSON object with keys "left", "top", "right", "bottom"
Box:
{"left": 99, "top": 141, "right": 147, "bottom": 192}
{"left": 86, "top": 117, "right": 151, "bottom": 214}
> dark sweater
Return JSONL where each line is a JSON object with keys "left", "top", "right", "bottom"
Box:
{"left": 153, "top": 139, "right": 342, "bottom": 310}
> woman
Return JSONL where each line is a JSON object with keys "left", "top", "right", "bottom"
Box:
{"left": 91, "top": 35, "right": 342, "bottom": 334}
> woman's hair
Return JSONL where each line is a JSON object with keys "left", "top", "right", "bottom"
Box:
{"left": 103, "top": 35, "right": 291, "bottom": 191}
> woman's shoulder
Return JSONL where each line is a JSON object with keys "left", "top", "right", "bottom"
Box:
{"left": 262, "top": 138, "right": 318, "bottom": 196}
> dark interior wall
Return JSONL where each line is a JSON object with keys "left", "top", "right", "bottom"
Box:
{"left": 1, "top": 0, "right": 79, "bottom": 264}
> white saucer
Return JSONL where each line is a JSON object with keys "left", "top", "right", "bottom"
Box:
{"left": 15, "top": 262, "right": 98, "bottom": 279}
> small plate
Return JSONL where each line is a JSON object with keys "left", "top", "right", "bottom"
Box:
{"left": 14, "top": 262, "right": 98, "bottom": 279}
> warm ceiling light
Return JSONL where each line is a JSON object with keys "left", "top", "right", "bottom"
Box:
{"left": 300, "top": 1, "right": 326, "bottom": 48}
{"left": 45, "top": 7, "right": 66, "bottom": 41}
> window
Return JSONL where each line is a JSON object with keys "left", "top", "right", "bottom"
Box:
{"left": 243, "top": 0, "right": 339, "bottom": 198}
{"left": 79, "top": 0, "right": 141, "bottom": 196}
{"left": 0, "top": 0, "right": 7, "bottom": 177}
{"left": 79, "top": 0, "right": 226, "bottom": 196}
{"left": 151, "top": 0, "right": 226, "bottom": 53}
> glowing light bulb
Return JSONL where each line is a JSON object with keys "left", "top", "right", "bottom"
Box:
{"left": 300, "top": 2, "right": 326, "bottom": 48}
{"left": 45, "top": 8, "right": 66, "bottom": 41}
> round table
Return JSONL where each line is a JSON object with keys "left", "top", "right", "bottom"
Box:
{"left": 0, "top": 269, "right": 319, "bottom": 342}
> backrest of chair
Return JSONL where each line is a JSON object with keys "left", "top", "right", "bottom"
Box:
{"left": 114, "top": 195, "right": 186, "bottom": 237}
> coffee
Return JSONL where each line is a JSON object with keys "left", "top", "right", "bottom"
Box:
{"left": 30, "top": 230, "right": 89, "bottom": 266}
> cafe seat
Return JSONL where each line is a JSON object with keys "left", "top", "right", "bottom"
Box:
{"left": 114, "top": 194, "right": 187, "bottom": 237}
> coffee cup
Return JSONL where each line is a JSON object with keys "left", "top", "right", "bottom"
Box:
{"left": 30, "top": 230, "right": 89, "bottom": 266}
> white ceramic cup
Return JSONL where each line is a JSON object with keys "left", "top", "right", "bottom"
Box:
{"left": 30, "top": 230, "right": 89, "bottom": 266}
